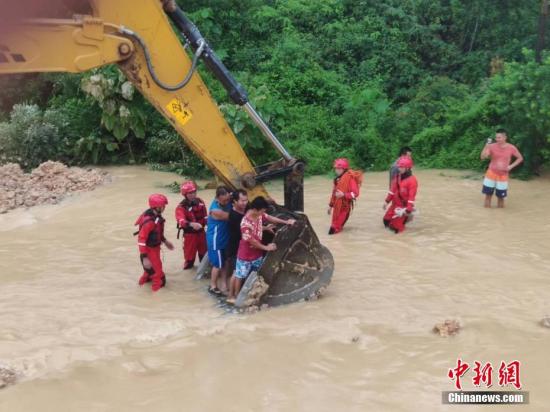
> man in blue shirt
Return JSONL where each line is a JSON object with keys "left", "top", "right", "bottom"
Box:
{"left": 206, "top": 186, "right": 232, "bottom": 296}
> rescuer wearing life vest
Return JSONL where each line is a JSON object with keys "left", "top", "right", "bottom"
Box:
{"left": 327, "top": 158, "right": 363, "bottom": 234}
{"left": 383, "top": 156, "right": 418, "bottom": 233}
{"left": 175, "top": 181, "right": 208, "bottom": 270}
{"left": 135, "top": 194, "right": 174, "bottom": 291}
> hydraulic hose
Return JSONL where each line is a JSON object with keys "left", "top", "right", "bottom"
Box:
{"left": 119, "top": 26, "right": 205, "bottom": 92}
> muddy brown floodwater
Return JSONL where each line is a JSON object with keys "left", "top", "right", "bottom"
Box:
{"left": 0, "top": 166, "right": 549, "bottom": 411}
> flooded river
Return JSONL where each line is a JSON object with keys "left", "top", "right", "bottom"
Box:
{"left": 0, "top": 167, "right": 549, "bottom": 411}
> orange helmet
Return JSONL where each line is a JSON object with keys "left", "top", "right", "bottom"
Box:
{"left": 148, "top": 193, "right": 168, "bottom": 208}
{"left": 333, "top": 158, "right": 349, "bottom": 169}
{"left": 180, "top": 180, "right": 197, "bottom": 195}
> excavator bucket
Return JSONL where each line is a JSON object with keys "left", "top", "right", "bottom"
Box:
{"left": 233, "top": 206, "right": 334, "bottom": 308}
{"left": 195, "top": 205, "right": 334, "bottom": 308}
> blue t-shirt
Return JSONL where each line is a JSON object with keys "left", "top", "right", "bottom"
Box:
{"left": 206, "top": 199, "right": 231, "bottom": 250}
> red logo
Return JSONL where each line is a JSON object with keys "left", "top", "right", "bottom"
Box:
{"left": 448, "top": 359, "right": 522, "bottom": 390}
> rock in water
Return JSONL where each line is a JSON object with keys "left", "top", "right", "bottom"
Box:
{"left": 235, "top": 272, "right": 269, "bottom": 308}
{"left": 433, "top": 319, "right": 461, "bottom": 337}
{"left": 0, "top": 367, "right": 17, "bottom": 389}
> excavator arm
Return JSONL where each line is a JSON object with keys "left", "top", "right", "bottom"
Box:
{"left": 0, "top": 0, "right": 333, "bottom": 307}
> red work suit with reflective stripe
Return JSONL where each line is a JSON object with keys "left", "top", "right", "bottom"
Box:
{"left": 175, "top": 198, "right": 207, "bottom": 266}
{"left": 384, "top": 172, "right": 418, "bottom": 233}
{"left": 136, "top": 210, "right": 166, "bottom": 291}
{"left": 329, "top": 170, "right": 360, "bottom": 233}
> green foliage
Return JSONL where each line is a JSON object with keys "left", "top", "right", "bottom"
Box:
{"left": 0, "top": 104, "right": 69, "bottom": 169}
{"left": 145, "top": 128, "right": 207, "bottom": 176}
{"left": 406, "top": 51, "right": 550, "bottom": 175}
{"left": 81, "top": 67, "right": 146, "bottom": 141}
{"left": 481, "top": 51, "right": 550, "bottom": 175}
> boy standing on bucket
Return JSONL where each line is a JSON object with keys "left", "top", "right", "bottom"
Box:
{"left": 175, "top": 181, "right": 207, "bottom": 270}
{"left": 135, "top": 194, "right": 174, "bottom": 291}
{"left": 226, "top": 196, "right": 295, "bottom": 304}
{"left": 480, "top": 129, "right": 523, "bottom": 208}
{"left": 327, "top": 158, "right": 363, "bottom": 234}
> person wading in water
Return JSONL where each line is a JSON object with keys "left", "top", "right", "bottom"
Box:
{"left": 327, "top": 158, "right": 363, "bottom": 234}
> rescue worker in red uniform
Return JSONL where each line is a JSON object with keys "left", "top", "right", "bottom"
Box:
{"left": 327, "top": 158, "right": 362, "bottom": 234}
{"left": 175, "top": 181, "right": 208, "bottom": 270}
{"left": 383, "top": 156, "right": 418, "bottom": 233}
{"left": 135, "top": 194, "right": 174, "bottom": 291}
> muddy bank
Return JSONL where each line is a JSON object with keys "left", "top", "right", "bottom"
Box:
{"left": 0, "top": 161, "right": 109, "bottom": 214}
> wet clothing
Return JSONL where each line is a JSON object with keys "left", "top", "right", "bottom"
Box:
{"left": 208, "top": 248, "right": 225, "bottom": 269}
{"left": 206, "top": 199, "right": 231, "bottom": 268}
{"left": 206, "top": 200, "right": 231, "bottom": 250}
{"left": 384, "top": 172, "right": 418, "bottom": 233}
{"left": 235, "top": 257, "right": 264, "bottom": 279}
{"left": 175, "top": 198, "right": 207, "bottom": 267}
{"left": 138, "top": 248, "right": 166, "bottom": 289}
{"left": 238, "top": 212, "right": 267, "bottom": 261}
{"left": 329, "top": 170, "right": 361, "bottom": 234}
{"left": 482, "top": 169, "right": 508, "bottom": 198}
{"left": 226, "top": 208, "right": 246, "bottom": 275}
{"left": 486, "top": 143, "right": 521, "bottom": 177}
{"left": 482, "top": 143, "right": 520, "bottom": 198}
{"left": 226, "top": 209, "right": 246, "bottom": 259}
{"left": 135, "top": 209, "right": 167, "bottom": 291}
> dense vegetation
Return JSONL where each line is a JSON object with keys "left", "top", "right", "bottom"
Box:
{"left": 1, "top": 0, "right": 549, "bottom": 177}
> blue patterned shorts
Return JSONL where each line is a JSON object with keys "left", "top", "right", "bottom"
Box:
{"left": 235, "top": 257, "right": 264, "bottom": 279}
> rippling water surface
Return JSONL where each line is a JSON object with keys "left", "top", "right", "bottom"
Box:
{"left": 1, "top": 167, "right": 549, "bottom": 411}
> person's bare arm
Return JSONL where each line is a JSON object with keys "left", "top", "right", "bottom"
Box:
{"left": 210, "top": 209, "right": 229, "bottom": 220}
{"left": 481, "top": 141, "right": 492, "bottom": 160}
{"left": 507, "top": 151, "right": 524, "bottom": 171}
{"left": 248, "top": 238, "right": 276, "bottom": 252}
{"left": 265, "top": 214, "right": 296, "bottom": 226}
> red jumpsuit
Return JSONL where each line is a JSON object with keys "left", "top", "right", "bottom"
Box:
{"left": 175, "top": 198, "right": 207, "bottom": 268}
{"left": 135, "top": 209, "right": 167, "bottom": 291}
{"left": 329, "top": 170, "right": 360, "bottom": 234}
{"left": 384, "top": 172, "right": 418, "bottom": 233}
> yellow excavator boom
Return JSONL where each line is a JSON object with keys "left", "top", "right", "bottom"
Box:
{"left": 0, "top": 0, "right": 334, "bottom": 307}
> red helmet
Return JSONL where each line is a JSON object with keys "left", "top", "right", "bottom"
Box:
{"left": 333, "top": 158, "right": 349, "bottom": 169}
{"left": 180, "top": 180, "right": 197, "bottom": 195}
{"left": 397, "top": 156, "right": 414, "bottom": 169}
{"left": 148, "top": 193, "right": 168, "bottom": 209}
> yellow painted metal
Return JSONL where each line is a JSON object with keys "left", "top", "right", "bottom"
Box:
{"left": 99, "top": 0, "right": 268, "bottom": 198}
{"left": 0, "top": 0, "right": 269, "bottom": 199}
{"left": 0, "top": 18, "right": 134, "bottom": 73}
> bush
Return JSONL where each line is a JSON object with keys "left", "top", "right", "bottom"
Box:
{"left": 146, "top": 130, "right": 207, "bottom": 177}
{"left": 0, "top": 104, "right": 69, "bottom": 169}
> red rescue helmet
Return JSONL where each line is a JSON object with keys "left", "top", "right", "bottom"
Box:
{"left": 148, "top": 193, "right": 168, "bottom": 209}
{"left": 333, "top": 158, "right": 349, "bottom": 169}
{"left": 397, "top": 156, "right": 414, "bottom": 169}
{"left": 180, "top": 180, "right": 197, "bottom": 195}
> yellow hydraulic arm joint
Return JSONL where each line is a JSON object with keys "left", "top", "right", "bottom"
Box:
{"left": 0, "top": 17, "right": 134, "bottom": 73}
